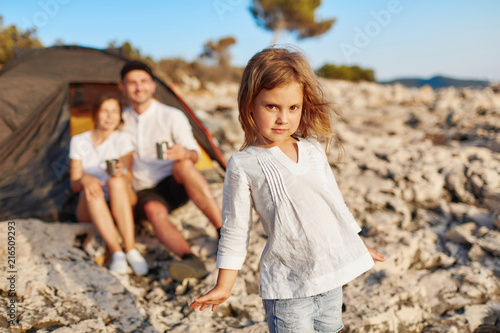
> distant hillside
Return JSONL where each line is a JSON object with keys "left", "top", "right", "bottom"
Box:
{"left": 380, "top": 75, "right": 490, "bottom": 89}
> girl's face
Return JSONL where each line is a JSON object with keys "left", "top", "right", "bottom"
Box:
{"left": 251, "top": 81, "right": 303, "bottom": 147}
{"left": 95, "top": 98, "right": 121, "bottom": 131}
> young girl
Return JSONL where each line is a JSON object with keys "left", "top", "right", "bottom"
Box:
{"left": 69, "top": 94, "right": 148, "bottom": 276}
{"left": 190, "top": 47, "right": 385, "bottom": 332}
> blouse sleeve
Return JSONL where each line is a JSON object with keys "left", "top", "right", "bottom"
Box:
{"left": 216, "top": 154, "right": 254, "bottom": 270}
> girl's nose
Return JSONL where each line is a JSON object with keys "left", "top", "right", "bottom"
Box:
{"left": 277, "top": 112, "right": 288, "bottom": 124}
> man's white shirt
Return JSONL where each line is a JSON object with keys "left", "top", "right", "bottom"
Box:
{"left": 121, "top": 99, "right": 200, "bottom": 191}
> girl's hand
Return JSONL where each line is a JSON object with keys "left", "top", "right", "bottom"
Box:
{"left": 190, "top": 286, "right": 232, "bottom": 312}
{"left": 81, "top": 175, "right": 105, "bottom": 199}
{"left": 366, "top": 245, "right": 385, "bottom": 262}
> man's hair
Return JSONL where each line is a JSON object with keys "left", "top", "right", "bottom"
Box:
{"left": 237, "top": 46, "right": 344, "bottom": 162}
{"left": 120, "top": 60, "right": 154, "bottom": 80}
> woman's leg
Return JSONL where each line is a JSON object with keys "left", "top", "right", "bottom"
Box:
{"left": 109, "top": 177, "right": 148, "bottom": 275}
{"left": 127, "top": 182, "right": 138, "bottom": 208}
{"left": 108, "top": 176, "right": 135, "bottom": 253}
{"left": 78, "top": 191, "right": 123, "bottom": 254}
{"left": 76, "top": 193, "right": 92, "bottom": 222}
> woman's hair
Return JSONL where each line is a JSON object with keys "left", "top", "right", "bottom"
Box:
{"left": 237, "top": 46, "right": 344, "bottom": 162}
{"left": 91, "top": 94, "right": 124, "bottom": 129}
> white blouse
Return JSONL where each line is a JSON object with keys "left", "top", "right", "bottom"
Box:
{"left": 217, "top": 138, "right": 374, "bottom": 299}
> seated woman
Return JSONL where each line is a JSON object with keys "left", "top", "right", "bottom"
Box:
{"left": 69, "top": 94, "right": 148, "bottom": 275}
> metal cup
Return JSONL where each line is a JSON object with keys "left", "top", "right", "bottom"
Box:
{"left": 156, "top": 141, "right": 169, "bottom": 160}
{"left": 106, "top": 159, "right": 118, "bottom": 176}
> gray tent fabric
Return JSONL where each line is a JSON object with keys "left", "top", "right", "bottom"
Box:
{"left": 0, "top": 46, "right": 226, "bottom": 221}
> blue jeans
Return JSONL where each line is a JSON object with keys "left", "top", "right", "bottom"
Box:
{"left": 263, "top": 287, "right": 343, "bottom": 333}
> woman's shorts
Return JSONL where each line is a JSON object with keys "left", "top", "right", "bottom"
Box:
{"left": 263, "top": 287, "right": 343, "bottom": 333}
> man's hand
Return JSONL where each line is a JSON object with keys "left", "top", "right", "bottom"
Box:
{"left": 113, "top": 160, "right": 125, "bottom": 177}
{"left": 167, "top": 144, "right": 197, "bottom": 163}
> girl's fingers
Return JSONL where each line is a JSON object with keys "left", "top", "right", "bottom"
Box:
{"left": 192, "top": 299, "right": 220, "bottom": 312}
{"left": 190, "top": 298, "right": 209, "bottom": 311}
{"left": 370, "top": 248, "right": 385, "bottom": 262}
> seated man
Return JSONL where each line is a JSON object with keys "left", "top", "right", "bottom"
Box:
{"left": 120, "top": 60, "right": 222, "bottom": 280}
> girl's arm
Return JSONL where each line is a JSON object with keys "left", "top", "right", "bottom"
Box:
{"left": 190, "top": 269, "right": 239, "bottom": 312}
{"left": 191, "top": 155, "right": 252, "bottom": 311}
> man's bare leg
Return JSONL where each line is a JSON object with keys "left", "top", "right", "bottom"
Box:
{"left": 143, "top": 201, "right": 193, "bottom": 257}
{"left": 172, "top": 159, "right": 222, "bottom": 230}
{"left": 143, "top": 200, "right": 208, "bottom": 280}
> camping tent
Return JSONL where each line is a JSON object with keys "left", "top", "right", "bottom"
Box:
{"left": 0, "top": 45, "right": 226, "bottom": 221}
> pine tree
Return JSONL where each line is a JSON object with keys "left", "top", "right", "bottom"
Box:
{"left": 200, "top": 36, "right": 237, "bottom": 68}
{"left": 249, "top": 0, "right": 335, "bottom": 45}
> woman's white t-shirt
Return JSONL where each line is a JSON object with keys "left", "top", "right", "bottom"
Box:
{"left": 69, "top": 130, "right": 134, "bottom": 197}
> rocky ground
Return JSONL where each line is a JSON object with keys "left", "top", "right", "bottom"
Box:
{"left": 1, "top": 80, "right": 499, "bottom": 332}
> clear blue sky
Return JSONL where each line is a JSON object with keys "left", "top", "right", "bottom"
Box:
{"left": 2, "top": 0, "right": 499, "bottom": 81}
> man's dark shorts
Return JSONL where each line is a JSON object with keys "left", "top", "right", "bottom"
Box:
{"left": 135, "top": 175, "right": 189, "bottom": 219}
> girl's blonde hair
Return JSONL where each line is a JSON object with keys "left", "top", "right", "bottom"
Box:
{"left": 237, "top": 46, "right": 345, "bottom": 162}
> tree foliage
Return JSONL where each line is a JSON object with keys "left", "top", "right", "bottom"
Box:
{"left": 0, "top": 16, "right": 43, "bottom": 64}
{"left": 108, "top": 40, "right": 154, "bottom": 65}
{"left": 250, "top": 0, "right": 335, "bottom": 44}
{"left": 200, "top": 36, "right": 237, "bottom": 68}
{"left": 157, "top": 57, "right": 242, "bottom": 87}
{"left": 316, "top": 63, "right": 375, "bottom": 82}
